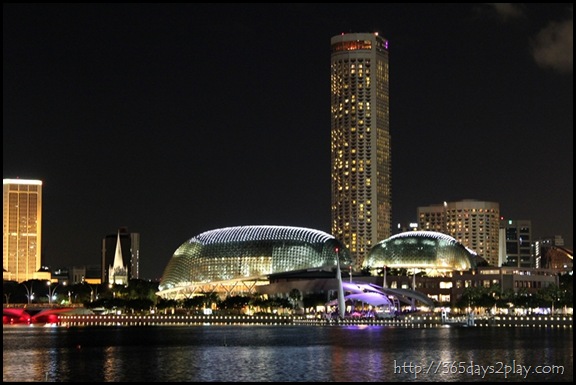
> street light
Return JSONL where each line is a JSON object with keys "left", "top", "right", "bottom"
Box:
{"left": 21, "top": 282, "right": 34, "bottom": 305}
{"left": 46, "top": 281, "right": 66, "bottom": 305}
{"left": 82, "top": 280, "right": 99, "bottom": 303}
{"left": 91, "top": 285, "right": 99, "bottom": 302}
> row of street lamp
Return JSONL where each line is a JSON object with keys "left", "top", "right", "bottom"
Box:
{"left": 9, "top": 281, "right": 108, "bottom": 306}
{"left": 18, "top": 280, "right": 68, "bottom": 305}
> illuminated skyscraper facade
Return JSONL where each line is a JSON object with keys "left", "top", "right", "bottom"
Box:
{"left": 418, "top": 199, "right": 501, "bottom": 266}
{"left": 3, "top": 179, "right": 43, "bottom": 282}
{"left": 330, "top": 32, "right": 391, "bottom": 270}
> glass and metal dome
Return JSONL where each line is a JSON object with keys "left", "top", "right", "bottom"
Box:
{"left": 157, "top": 225, "right": 350, "bottom": 298}
{"left": 363, "top": 231, "right": 475, "bottom": 272}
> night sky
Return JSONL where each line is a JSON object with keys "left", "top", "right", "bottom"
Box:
{"left": 3, "top": 4, "right": 573, "bottom": 280}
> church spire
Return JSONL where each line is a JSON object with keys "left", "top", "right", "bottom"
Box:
{"left": 109, "top": 230, "right": 128, "bottom": 285}
{"left": 113, "top": 231, "right": 124, "bottom": 270}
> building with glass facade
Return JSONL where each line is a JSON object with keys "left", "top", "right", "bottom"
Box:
{"left": 156, "top": 227, "right": 560, "bottom": 309}
{"left": 157, "top": 225, "right": 350, "bottom": 300}
{"left": 363, "top": 231, "right": 476, "bottom": 275}
{"left": 330, "top": 32, "right": 391, "bottom": 271}
{"left": 500, "top": 218, "right": 533, "bottom": 268}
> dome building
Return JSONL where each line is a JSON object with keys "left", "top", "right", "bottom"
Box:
{"left": 363, "top": 231, "right": 476, "bottom": 275}
{"left": 157, "top": 225, "right": 350, "bottom": 300}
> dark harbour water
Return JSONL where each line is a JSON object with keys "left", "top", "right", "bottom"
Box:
{"left": 3, "top": 325, "right": 573, "bottom": 382}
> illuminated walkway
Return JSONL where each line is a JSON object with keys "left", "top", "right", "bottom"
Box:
{"left": 45, "top": 314, "right": 573, "bottom": 328}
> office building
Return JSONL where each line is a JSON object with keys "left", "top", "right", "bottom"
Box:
{"left": 101, "top": 227, "right": 140, "bottom": 284}
{"left": 418, "top": 199, "right": 500, "bottom": 266}
{"left": 330, "top": 32, "right": 391, "bottom": 270}
{"left": 3, "top": 178, "right": 43, "bottom": 282}
{"left": 500, "top": 218, "right": 533, "bottom": 268}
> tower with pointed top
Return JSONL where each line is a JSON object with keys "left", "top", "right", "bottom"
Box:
{"left": 101, "top": 227, "right": 140, "bottom": 283}
{"left": 108, "top": 231, "right": 128, "bottom": 285}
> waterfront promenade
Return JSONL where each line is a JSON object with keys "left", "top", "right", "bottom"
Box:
{"left": 53, "top": 313, "right": 573, "bottom": 328}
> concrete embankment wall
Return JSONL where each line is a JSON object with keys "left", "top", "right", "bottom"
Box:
{"left": 56, "top": 314, "right": 573, "bottom": 328}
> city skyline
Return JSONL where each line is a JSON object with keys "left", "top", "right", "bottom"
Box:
{"left": 3, "top": 4, "right": 572, "bottom": 280}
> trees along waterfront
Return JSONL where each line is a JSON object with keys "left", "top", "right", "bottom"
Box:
{"left": 456, "top": 280, "right": 572, "bottom": 314}
{"left": 3, "top": 275, "right": 572, "bottom": 316}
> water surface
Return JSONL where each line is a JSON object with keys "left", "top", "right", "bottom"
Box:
{"left": 3, "top": 325, "right": 572, "bottom": 382}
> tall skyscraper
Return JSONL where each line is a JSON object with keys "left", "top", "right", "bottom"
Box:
{"left": 330, "top": 32, "right": 391, "bottom": 270}
{"left": 3, "top": 178, "right": 43, "bottom": 282}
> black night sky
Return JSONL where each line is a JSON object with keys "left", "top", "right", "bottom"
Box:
{"left": 3, "top": 4, "right": 572, "bottom": 280}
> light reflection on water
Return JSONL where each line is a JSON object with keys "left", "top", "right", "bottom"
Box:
{"left": 3, "top": 325, "right": 573, "bottom": 382}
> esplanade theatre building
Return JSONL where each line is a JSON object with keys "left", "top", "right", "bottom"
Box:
{"left": 363, "top": 231, "right": 476, "bottom": 274}
{"left": 157, "top": 225, "right": 351, "bottom": 300}
{"left": 157, "top": 227, "right": 558, "bottom": 308}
